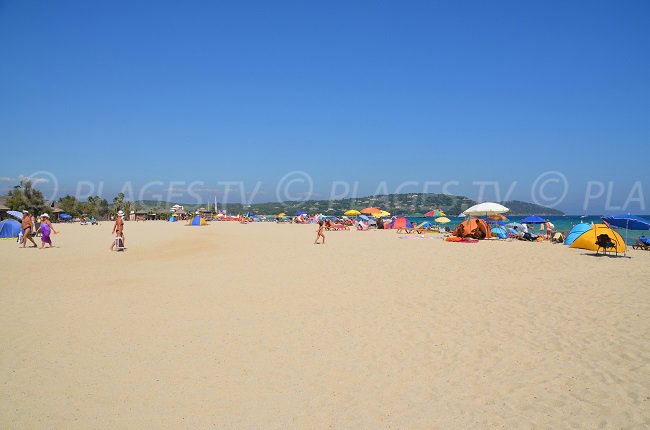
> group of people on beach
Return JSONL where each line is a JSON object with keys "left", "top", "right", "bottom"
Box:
{"left": 19, "top": 209, "right": 57, "bottom": 249}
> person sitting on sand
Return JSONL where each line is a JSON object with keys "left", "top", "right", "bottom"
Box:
{"left": 314, "top": 220, "right": 325, "bottom": 244}
{"left": 20, "top": 209, "right": 37, "bottom": 248}
{"left": 110, "top": 210, "right": 125, "bottom": 251}
{"left": 472, "top": 220, "right": 488, "bottom": 239}
{"left": 37, "top": 213, "right": 57, "bottom": 248}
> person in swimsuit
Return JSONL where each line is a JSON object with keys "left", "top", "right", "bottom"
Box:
{"left": 20, "top": 209, "right": 37, "bottom": 248}
{"left": 314, "top": 220, "right": 325, "bottom": 244}
{"left": 37, "top": 213, "right": 57, "bottom": 248}
{"left": 110, "top": 210, "right": 125, "bottom": 251}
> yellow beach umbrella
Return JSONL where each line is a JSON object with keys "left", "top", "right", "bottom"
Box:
{"left": 344, "top": 210, "right": 361, "bottom": 216}
{"left": 278, "top": 213, "right": 286, "bottom": 217}
{"left": 435, "top": 216, "right": 451, "bottom": 224}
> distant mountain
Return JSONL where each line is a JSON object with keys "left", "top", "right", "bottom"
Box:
{"left": 131, "top": 194, "right": 564, "bottom": 216}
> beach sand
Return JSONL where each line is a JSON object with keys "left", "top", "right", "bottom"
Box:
{"left": 1, "top": 221, "right": 649, "bottom": 429}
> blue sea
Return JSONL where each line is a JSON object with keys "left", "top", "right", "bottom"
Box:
{"left": 405, "top": 215, "right": 648, "bottom": 244}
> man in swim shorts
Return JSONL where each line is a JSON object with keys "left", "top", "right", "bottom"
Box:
{"left": 20, "top": 209, "right": 37, "bottom": 248}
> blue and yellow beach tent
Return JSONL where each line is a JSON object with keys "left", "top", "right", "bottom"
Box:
{"left": 564, "top": 223, "right": 591, "bottom": 246}
{"left": 189, "top": 215, "right": 208, "bottom": 226}
{"left": 0, "top": 219, "right": 21, "bottom": 239}
{"left": 569, "top": 223, "right": 625, "bottom": 253}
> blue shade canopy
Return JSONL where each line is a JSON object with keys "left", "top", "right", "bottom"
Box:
{"left": 564, "top": 223, "right": 592, "bottom": 246}
{"left": 0, "top": 219, "right": 21, "bottom": 239}
{"left": 601, "top": 214, "right": 650, "bottom": 231}
{"left": 520, "top": 216, "right": 546, "bottom": 224}
{"left": 59, "top": 213, "right": 72, "bottom": 219}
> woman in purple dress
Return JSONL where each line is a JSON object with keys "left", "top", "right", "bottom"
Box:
{"left": 37, "top": 213, "right": 57, "bottom": 248}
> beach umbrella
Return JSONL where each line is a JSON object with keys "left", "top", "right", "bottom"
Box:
{"left": 344, "top": 210, "right": 360, "bottom": 216}
{"left": 278, "top": 212, "right": 286, "bottom": 217}
{"left": 357, "top": 214, "right": 369, "bottom": 221}
{"left": 564, "top": 223, "right": 591, "bottom": 246}
{"left": 7, "top": 210, "right": 23, "bottom": 220}
{"left": 520, "top": 216, "right": 546, "bottom": 224}
{"left": 361, "top": 207, "right": 382, "bottom": 215}
{"left": 373, "top": 210, "right": 390, "bottom": 218}
{"left": 463, "top": 202, "right": 509, "bottom": 216}
{"left": 489, "top": 214, "right": 507, "bottom": 221}
{"left": 295, "top": 211, "right": 307, "bottom": 216}
{"left": 425, "top": 209, "right": 446, "bottom": 217}
{"left": 59, "top": 213, "right": 72, "bottom": 220}
{"left": 435, "top": 216, "right": 451, "bottom": 224}
{"left": 570, "top": 223, "right": 625, "bottom": 254}
{"left": 390, "top": 217, "right": 413, "bottom": 229}
{"left": 602, "top": 214, "right": 650, "bottom": 256}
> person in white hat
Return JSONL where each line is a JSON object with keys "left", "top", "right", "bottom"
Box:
{"left": 37, "top": 213, "right": 57, "bottom": 248}
{"left": 110, "top": 210, "right": 126, "bottom": 251}
{"left": 20, "top": 209, "right": 38, "bottom": 248}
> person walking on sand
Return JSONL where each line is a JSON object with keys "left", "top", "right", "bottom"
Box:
{"left": 20, "top": 209, "right": 37, "bottom": 248}
{"left": 314, "top": 220, "right": 325, "bottom": 244}
{"left": 110, "top": 210, "right": 125, "bottom": 251}
{"left": 37, "top": 213, "right": 57, "bottom": 248}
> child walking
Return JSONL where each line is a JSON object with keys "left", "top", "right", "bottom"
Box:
{"left": 314, "top": 220, "right": 325, "bottom": 245}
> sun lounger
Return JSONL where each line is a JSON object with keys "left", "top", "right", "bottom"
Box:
{"left": 632, "top": 237, "right": 650, "bottom": 251}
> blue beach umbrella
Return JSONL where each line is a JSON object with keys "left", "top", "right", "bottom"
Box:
{"left": 295, "top": 211, "right": 307, "bottom": 216}
{"left": 602, "top": 214, "right": 650, "bottom": 255}
{"left": 601, "top": 214, "right": 650, "bottom": 231}
{"left": 60, "top": 213, "right": 72, "bottom": 219}
{"left": 7, "top": 210, "right": 23, "bottom": 220}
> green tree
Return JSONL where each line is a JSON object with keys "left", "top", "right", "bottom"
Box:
{"left": 58, "top": 195, "right": 79, "bottom": 216}
{"left": 4, "top": 179, "right": 46, "bottom": 214}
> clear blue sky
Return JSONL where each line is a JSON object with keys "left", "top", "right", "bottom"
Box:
{"left": 1, "top": 0, "right": 648, "bottom": 213}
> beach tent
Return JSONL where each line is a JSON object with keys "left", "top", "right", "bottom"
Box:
{"left": 390, "top": 217, "right": 413, "bottom": 229}
{"left": 569, "top": 224, "right": 625, "bottom": 254}
{"left": 0, "top": 219, "right": 21, "bottom": 239}
{"left": 491, "top": 226, "right": 508, "bottom": 239}
{"left": 452, "top": 218, "right": 491, "bottom": 239}
{"left": 168, "top": 215, "right": 178, "bottom": 222}
{"left": 564, "top": 223, "right": 592, "bottom": 246}
{"left": 520, "top": 216, "right": 546, "bottom": 224}
{"left": 189, "top": 215, "right": 208, "bottom": 226}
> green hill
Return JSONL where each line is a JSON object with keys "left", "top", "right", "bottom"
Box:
{"left": 133, "top": 194, "right": 564, "bottom": 216}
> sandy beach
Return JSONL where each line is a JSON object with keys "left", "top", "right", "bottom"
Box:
{"left": 1, "top": 221, "right": 649, "bottom": 429}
